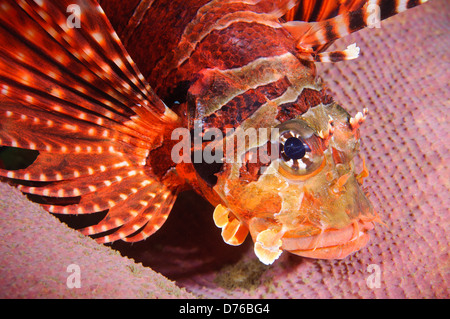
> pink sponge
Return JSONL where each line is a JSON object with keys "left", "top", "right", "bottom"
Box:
{"left": 0, "top": 182, "right": 193, "bottom": 298}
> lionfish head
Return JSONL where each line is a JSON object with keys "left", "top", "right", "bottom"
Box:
{"left": 178, "top": 0, "right": 427, "bottom": 264}
{"left": 212, "top": 101, "right": 379, "bottom": 264}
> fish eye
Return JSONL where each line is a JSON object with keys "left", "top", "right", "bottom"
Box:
{"left": 274, "top": 120, "right": 326, "bottom": 180}
{"left": 281, "top": 135, "right": 311, "bottom": 160}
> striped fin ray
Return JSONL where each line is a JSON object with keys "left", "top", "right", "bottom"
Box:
{"left": 41, "top": 169, "right": 154, "bottom": 214}
{"left": 282, "top": 0, "right": 428, "bottom": 62}
{"left": 12, "top": 0, "right": 165, "bottom": 115}
{"left": 80, "top": 187, "right": 176, "bottom": 244}
{"left": 79, "top": 186, "right": 163, "bottom": 236}
{"left": 284, "top": 0, "right": 366, "bottom": 22}
{"left": 0, "top": 85, "right": 157, "bottom": 148}
{"left": 0, "top": 0, "right": 179, "bottom": 243}
{"left": 0, "top": 0, "right": 179, "bottom": 137}
{"left": 0, "top": 12, "right": 134, "bottom": 121}
{"left": 0, "top": 152, "right": 136, "bottom": 182}
{"left": 122, "top": 192, "right": 176, "bottom": 243}
{"left": 0, "top": 107, "right": 153, "bottom": 150}
{"left": 0, "top": 121, "right": 148, "bottom": 158}
{"left": 0, "top": 108, "right": 150, "bottom": 157}
{"left": 15, "top": 165, "right": 141, "bottom": 197}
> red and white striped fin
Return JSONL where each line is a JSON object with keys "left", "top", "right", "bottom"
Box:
{"left": 310, "top": 43, "right": 360, "bottom": 62}
{"left": 0, "top": 0, "right": 179, "bottom": 136}
{"left": 0, "top": 0, "right": 179, "bottom": 243}
{"left": 42, "top": 170, "right": 154, "bottom": 214}
{"left": 0, "top": 114, "right": 149, "bottom": 157}
{"left": 282, "top": 0, "right": 428, "bottom": 62}
{"left": 3, "top": 0, "right": 169, "bottom": 114}
{"left": 121, "top": 193, "right": 176, "bottom": 243}
{"left": 284, "top": 0, "right": 367, "bottom": 23}
{"left": 80, "top": 188, "right": 176, "bottom": 244}
{"left": 0, "top": 96, "right": 155, "bottom": 149}
{"left": 15, "top": 165, "right": 140, "bottom": 197}
{"left": 0, "top": 152, "right": 136, "bottom": 182}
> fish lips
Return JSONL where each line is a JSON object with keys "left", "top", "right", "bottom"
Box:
{"left": 281, "top": 219, "right": 375, "bottom": 259}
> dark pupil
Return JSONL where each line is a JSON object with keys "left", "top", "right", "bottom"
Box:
{"left": 284, "top": 137, "right": 307, "bottom": 160}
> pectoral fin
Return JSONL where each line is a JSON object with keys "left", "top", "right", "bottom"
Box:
{"left": 213, "top": 204, "right": 248, "bottom": 246}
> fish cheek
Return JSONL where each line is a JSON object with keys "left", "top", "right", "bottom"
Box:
{"left": 214, "top": 167, "right": 283, "bottom": 223}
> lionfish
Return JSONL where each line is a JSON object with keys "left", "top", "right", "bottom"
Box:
{"left": 0, "top": 0, "right": 427, "bottom": 264}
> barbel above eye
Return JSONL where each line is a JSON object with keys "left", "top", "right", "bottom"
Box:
{"left": 273, "top": 120, "right": 325, "bottom": 180}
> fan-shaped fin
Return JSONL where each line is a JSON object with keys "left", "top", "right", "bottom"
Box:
{"left": 78, "top": 186, "right": 176, "bottom": 244}
{"left": 122, "top": 192, "right": 176, "bottom": 242}
{"left": 42, "top": 170, "right": 153, "bottom": 214}
{"left": 0, "top": 0, "right": 182, "bottom": 244}
{"left": 213, "top": 204, "right": 249, "bottom": 246}
{"left": 16, "top": 165, "right": 141, "bottom": 197}
{"left": 0, "top": 152, "right": 137, "bottom": 181}
{"left": 79, "top": 185, "right": 175, "bottom": 244}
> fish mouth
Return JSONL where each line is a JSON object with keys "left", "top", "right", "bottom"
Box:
{"left": 281, "top": 220, "right": 375, "bottom": 259}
